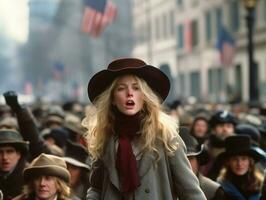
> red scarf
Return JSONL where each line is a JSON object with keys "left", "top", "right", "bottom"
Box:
{"left": 114, "top": 109, "right": 142, "bottom": 193}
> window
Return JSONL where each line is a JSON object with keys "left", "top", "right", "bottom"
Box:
{"left": 215, "top": 8, "right": 223, "bottom": 34}
{"left": 177, "top": 24, "right": 184, "bottom": 48}
{"left": 177, "top": 0, "right": 183, "bottom": 6}
{"left": 190, "top": 71, "right": 200, "bottom": 99}
{"left": 191, "top": 20, "right": 199, "bottom": 47}
{"left": 169, "top": 11, "right": 175, "bottom": 37}
{"left": 163, "top": 13, "right": 168, "bottom": 38}
{"left": 155, "top": 17, "right": 160, "bottom": 39}
{"left": 230, "top": 1, "right": 240, "bottom": 32}
{"left": 205, "top": 11, "right": 212, "bottom": 42}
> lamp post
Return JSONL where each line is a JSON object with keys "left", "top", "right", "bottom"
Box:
{"left": 242, "top": 0, "right": 259, "bottom": 106}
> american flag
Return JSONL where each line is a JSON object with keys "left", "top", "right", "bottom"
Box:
{"left": 81, "top": 0, "right": 117, "bottom": 37}
{"left": 216, "top": 25, "right": 236, "bottom": 67}
{"left": 184, "top": 19, "right": 192, "bottom": 53}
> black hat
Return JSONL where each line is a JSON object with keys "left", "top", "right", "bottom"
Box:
{"left": 0, "top": 129, "right": 29, "bottom": 154}
{"left": 63, "top": 140, "right": 90, "bottom": 171}
{"left": 209, "top": 110, "right": 237, "bottom": 128}
{"left": 179, "top": 127, "right": 203, "bottom": 156}
{"left": 87, "top": 58, "right": 170, "bottom": 103}
{"left": 235, "top": 124, "right": 261, "bottom": 145}
{"left": 218, "top": 135, "right": 264, "bottom": 162}
{"left": 42, "top": 128, "right": 68, "bottom": 148}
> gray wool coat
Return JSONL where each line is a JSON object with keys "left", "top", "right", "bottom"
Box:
{"left": 87, "top": 134, "right": 207, "bottom": 200}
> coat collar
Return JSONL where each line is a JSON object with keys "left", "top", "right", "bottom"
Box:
{"left": 101, "top": 135, "right": 156, "bottom": 191}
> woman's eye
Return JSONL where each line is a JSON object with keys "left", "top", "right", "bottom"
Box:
{"left": 116, "top": 87, "right": 124, "bottom": 91}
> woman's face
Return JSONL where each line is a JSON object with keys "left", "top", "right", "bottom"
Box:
{"left": 33, "top": 175, "right": 58, "bottom": 200}
{"left": 193, "top": 119, "right": 208, "bottom": 137}
{"left": 228, "top": 155, "right": 251, "bottom": 176}
{"left": 112, "top": 75, "right": 144, "bottom": 116}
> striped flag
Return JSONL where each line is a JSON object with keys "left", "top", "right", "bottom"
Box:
{"left": 81, "top": 0, "right": 117, "bottom": 37}
{"left": 184, "top": 19, "right": 192, "bottom": 52}
{"left": 216, "top": 25, "right": 236, "bottom": 67}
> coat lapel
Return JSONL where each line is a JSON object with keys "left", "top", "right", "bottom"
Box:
{"left": 102, "top": 136, "right": 120, "bottom": 190}
{"left": 138, "top": 149, "right": 156, "bottom": 179}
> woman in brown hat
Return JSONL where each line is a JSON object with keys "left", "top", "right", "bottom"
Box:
{"left": 217, "top": 135, "right": 264, "bottom": 200}
{"left": 14, "top": 153, "right": 71, "bottom": 200}
{"left": 83, "top": 58, "right": 206, "bottom": 199}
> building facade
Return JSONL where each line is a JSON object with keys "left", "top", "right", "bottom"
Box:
{"left": 132, "top": 0, "right": 266, "bottom": 103}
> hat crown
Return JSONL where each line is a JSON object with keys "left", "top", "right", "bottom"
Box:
{"left": 224, "top": 135, "right": 251, "bottom": 153}
{"left": 210, "top": 110, "right": 236, "bottom": 127}
{"left": 30, "top": 153, "right": 67, "bottom": 169}
{"left": 179, "top": 127, "right": 202, "bottom": 155}
{"left": 65, "top": 140, "right": 88, "bottom": 163}
{"left": 0, "top": 129, "right": 24, "bottom": 143}
{"left": 107, "top": 58, "right": 146, "bottom": 71}
{"left": 235, "top": 124, "right": 261, "bottom": 143}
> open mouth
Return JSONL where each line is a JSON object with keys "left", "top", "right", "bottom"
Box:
{"left": 126, "top": 100, "right": 135, "bottom": 106}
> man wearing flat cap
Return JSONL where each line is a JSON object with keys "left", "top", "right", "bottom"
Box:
{"left": 14, "top": 153, "right": 71, "bottom": 200}
{"left": 0, "top": 129, "right": 29, "bottom": 200}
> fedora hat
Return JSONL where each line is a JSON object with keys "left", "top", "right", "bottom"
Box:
{"left": 0, "top": 129, "right": 29, "bottom": 154}
{"left": 87, "top": 58, "right": 170, "bottom": 103}
{"left": 218, "top": 135, "right": 264, "bottom": 162}
{"left": 179, "top": 126, "right": 204, "bottom": 156}
{"left": 24, "top": 153, "right": 70, "bottom": 183}
{"left": 63, "top": 140, "right": 90, "bottom": 171}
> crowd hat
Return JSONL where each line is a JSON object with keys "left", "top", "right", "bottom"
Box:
{"left": 209, "top": 110, "right": 237, "bottom": 128}
{"left": 218, "top": 135, "right": 264, "bottom": 162}
{"left": 235, "top": 123, "right": 261, "bottom": 145}
{"left": 23, "top": 153, "right": 70, "bottom": 183}
{"left": 63, "top": 140, "right": 90, "bottom": 171}
{"left": 64, "top": 113, "right": 85, "bottom": 136}
{"left": 179, "top": 126, "right": 203, "bottom": 156}
{"left": 0, "top": 129, "right": 29, "bottom": 154}
{"left": 46, "top": 105, "right": 65, "bottom": 125}
{"left": 87, "top": 58, "right": 170, "bottom": 103}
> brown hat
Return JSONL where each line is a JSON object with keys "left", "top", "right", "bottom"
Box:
{"left": 87, "top": 58, "right": 170, "bottom": 103}
{"left": 23, "top": 153, "right": 70, "bottom": 183}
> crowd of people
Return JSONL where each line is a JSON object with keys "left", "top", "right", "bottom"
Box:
{"left": 0, "top": 57, "right": 266, "bottom": 200}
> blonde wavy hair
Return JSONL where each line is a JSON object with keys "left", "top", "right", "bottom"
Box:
{"left": 82, "top": 75, "right": 179, "bottom": 160}
{"left": 22, "top": 176, "right": 71, "bottom": 200}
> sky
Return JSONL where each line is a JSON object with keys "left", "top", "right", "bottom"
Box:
{"left": 0, "top": 0, "right": 29, "bottom": 43}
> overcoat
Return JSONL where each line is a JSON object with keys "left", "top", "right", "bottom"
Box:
{"left": 87, "top": 134, "right": 206, "bottom": 200}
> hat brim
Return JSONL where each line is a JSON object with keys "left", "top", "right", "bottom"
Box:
{"left": 23, "top": 165, "right": 70, "bottom": 183}
{"left": 64, "top": 157, "right": 90, "bottom": 171}
{"left": 217, "top": 148, "right": 265, "bottom": 163}
{"left": 187, "top": 144, "right": 204, "bottom": 157}
{"left": 88, "top": 65, "right": 170, "bottom": 103}
{"left": 0, "top": 141, "right": 29, "bottom": 154}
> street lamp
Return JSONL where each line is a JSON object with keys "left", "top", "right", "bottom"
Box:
{"left": 242, "top": 0, "right": 259, "bottom": 106}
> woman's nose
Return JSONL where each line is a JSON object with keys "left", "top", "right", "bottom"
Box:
{"left": 127, "top": 88, "right": 133, "bottom": 97}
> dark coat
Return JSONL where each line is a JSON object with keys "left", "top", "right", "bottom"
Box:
{"left": 15, "top": 107, "right": 51, "bottom": 159}
{"left": 219, "top": 180, "right": 260, "bottom": 200}
{"left": 0, "top": 158, "right": 27, "bottom": 200}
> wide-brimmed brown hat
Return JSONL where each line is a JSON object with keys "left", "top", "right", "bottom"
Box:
{"left": 0, "top": 129, "right": 29, "bottom": 154}
{"left": 23, "top": 153, "right": 70, "bottom": 183}
{"left": 87, "top": 58, "right": 170, "bottom": 103}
